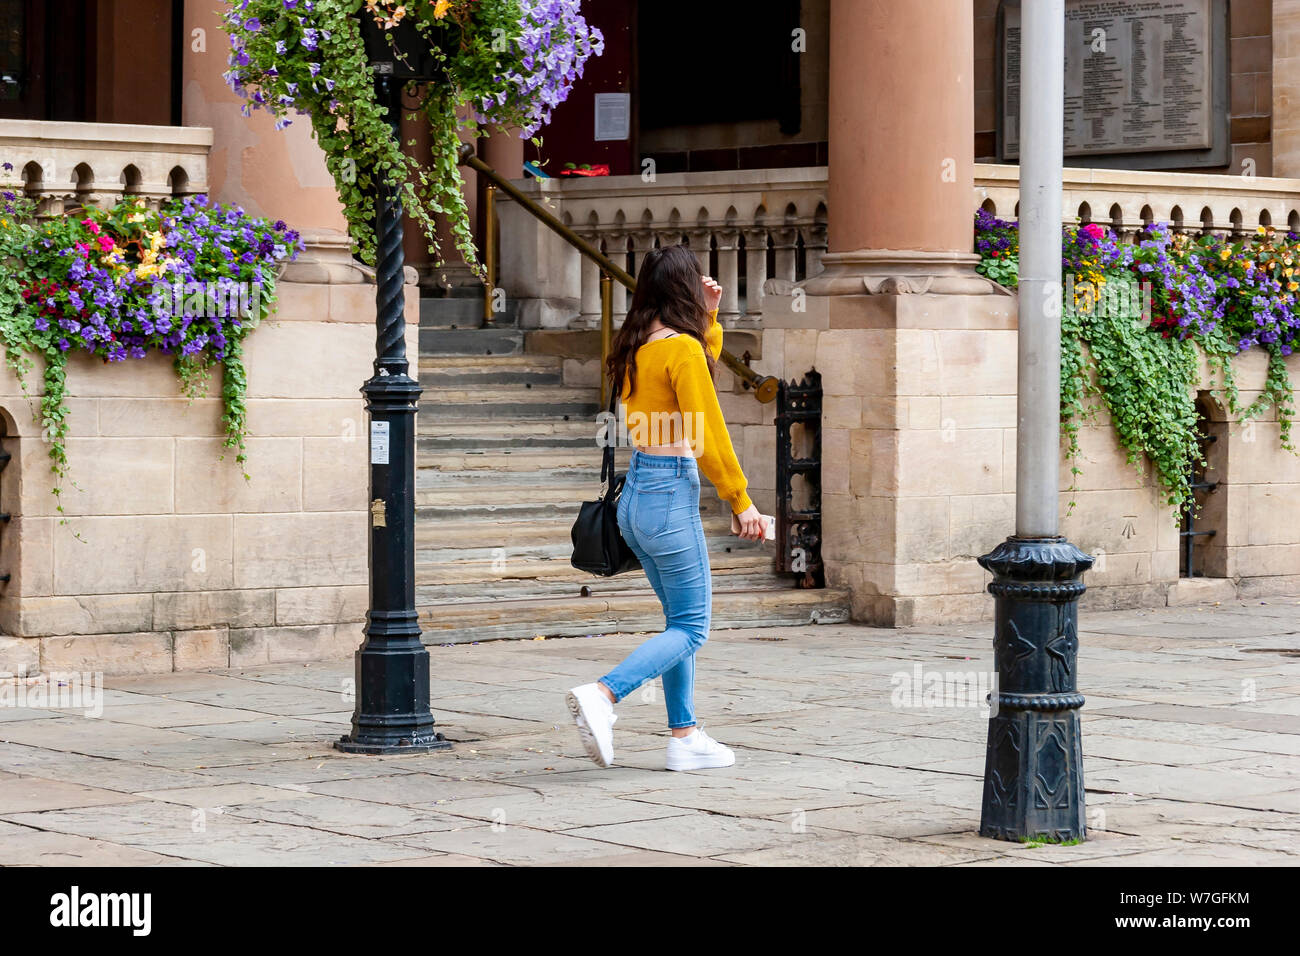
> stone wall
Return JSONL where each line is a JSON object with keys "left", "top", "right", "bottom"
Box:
{"left": 743, "top": 284, "right": 1300, "bottom": 626}
{"left": 0, "top": 234, "right": 417, "bottom": 675}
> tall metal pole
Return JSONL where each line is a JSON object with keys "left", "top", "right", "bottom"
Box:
{"left": 976, "top": 0, "right": 1090, "bottom": 841}
{"left": 1017, "top": 0, "right": 1065, "bottom": 540}
{"left": 337, "top": 72, "right": 449, "bottom": 755}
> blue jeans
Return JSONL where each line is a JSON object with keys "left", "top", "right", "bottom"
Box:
{"left": 600, "top": 451, "right": 712, "bottom": 729}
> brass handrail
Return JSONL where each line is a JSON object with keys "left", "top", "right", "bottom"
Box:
{"left": 458, "top": 144, "right": 777, "bottom": 403}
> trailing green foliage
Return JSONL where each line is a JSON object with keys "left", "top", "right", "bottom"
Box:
{"left": 976, "top": 212, "right": 1298, "bottom": 517}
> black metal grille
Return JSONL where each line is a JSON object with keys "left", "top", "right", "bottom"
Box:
{"left": 0, "top": 446, "right": 10, "bottom": 584}
{"left": 775, "top": 370, "right": 823, "bottom": 588}
{"left": 1180, "top": 432, "right": 1217, "bottom": 578}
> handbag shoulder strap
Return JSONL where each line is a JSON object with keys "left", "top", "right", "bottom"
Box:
{"left": 601, "top": 373, "right": 619, "bottom": 487}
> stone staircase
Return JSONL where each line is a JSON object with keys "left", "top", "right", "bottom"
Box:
{"left": 413, "top": 293, "right": 851, "bottom": 643}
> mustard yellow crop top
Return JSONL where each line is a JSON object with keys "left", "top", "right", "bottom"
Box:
{"left": 620, "top": 309, "right": 753, "bottom": 515}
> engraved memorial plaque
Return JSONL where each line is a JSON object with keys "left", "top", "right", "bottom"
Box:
{"left": 1002, "top": 0, "right": 1216, "bottom": 160}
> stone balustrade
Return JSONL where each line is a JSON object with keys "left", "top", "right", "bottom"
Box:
{"left": 975, "top": 163, "right": 1300, "bottom": 240}
{"left": 0, "top": 119, "right": 212, "bottom": 216}
{"left": 497, "top": 167, "right": 827, "bottom": 328}
{"left": 500, "top": 164, "right": 1300, "bottom": 329}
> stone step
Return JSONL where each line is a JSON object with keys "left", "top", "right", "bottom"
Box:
{"left": 417, "top": 386, "right": 599, "bottom": 422}
{"left": 415, "top": 513, "right": 736, "bottom": 550}
{"left": 415, "top": 488, "right": 730, "bottom": 520}
{"left": 417, "top": 501, "right": 583, "bottom": 521}
{"left": 415, "top": 420, "right": 597, "bottom": 443}
{"left": 424, "top": 386, "right": 598, "bottom": 405}
{"left": 417, "top": 432, "right": 597, "bottom": 452}
{"left": 417, "top": 449, "right": 604, "bottom": 474}
{"left": 415, "top": 550, "right": 773, "bottom": 587}
{"left": 420, "top": 401, "right": 598, "bottom": 422}
{"left": 419, "top": 296, "right": 519, "bottom": 329}
{"left": 416, "top": 465, "right": 597, "bottom": 488}
{"left": 420, "top": 354, "right": 564, "bottom": 369}
{"left": 419, "top": 327, "right": 525, "bottom": 356}
{"left": 415, "top": 481, "right": 593, "bottom": 507}
{"left": 419, "top": 358, "right": 563, "bottom": 389}
{"left": 413, "top": 496, "right": 728, "bottom": 520}
{"left": 416, "top": 567, "right": 785, "bottom": 606}
{"left": 417, "top": 587, "right": 853, "bottom": 643}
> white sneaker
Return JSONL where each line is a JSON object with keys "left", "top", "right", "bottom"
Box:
{"left": 665, "top": 728, "right": 735, "bottom": 771}
{"left": 566, "top": 683, "right": 617, "bottom": 767}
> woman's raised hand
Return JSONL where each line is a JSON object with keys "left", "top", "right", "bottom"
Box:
{"left": 701, "top": 275, "right": 722, "bottom": 313}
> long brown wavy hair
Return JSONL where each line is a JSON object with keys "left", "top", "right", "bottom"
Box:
{"left": 606, "top": 243, "right": 717, "bottom": 402}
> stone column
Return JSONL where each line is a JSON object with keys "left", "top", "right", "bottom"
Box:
{"left": 183, "top": 1, "right": 347, "bottom": 234}
{"left": 480, "top": 129, "right": 525, "bottom": 180}
{"left": 817, "top": 0, "right": 982, "bottom": 285}
{"left": 768, "top": 0, "right": 1015, "bottom": 628}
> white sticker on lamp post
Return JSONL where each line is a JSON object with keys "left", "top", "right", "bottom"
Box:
{"left": 370, "top": 420, "right": 390, "bottom": 465}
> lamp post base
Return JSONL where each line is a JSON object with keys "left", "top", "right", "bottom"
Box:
{"left": 334, "top": 624, "right": 451, "bottom": 755}
{"left": 335, "top": 737, "right": 450, "bottom": 755}
{"left": 977, "top": 535, "right": 1092, "bottom": 842}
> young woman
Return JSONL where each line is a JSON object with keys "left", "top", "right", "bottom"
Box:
{"left": 566, "top": 244, "right": 768, "bottom": 771}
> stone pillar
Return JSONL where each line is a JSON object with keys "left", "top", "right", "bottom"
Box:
{"left": 1274, "top": 3, "right": 1300, "bottom": 178}
{"left": 480, "top": 129, "right": 525, "bottom": 180}
{"left": 766, "top": 0, "right": 1015, "bottom": 627}
{"left": 183, "top": 1, "right": 346, "bottom": 234}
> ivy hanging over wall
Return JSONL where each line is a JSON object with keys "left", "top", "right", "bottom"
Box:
{"left": 0, "top": 191, "right": 301, "bottom": 513}
{"left": 975, "top": 210, "right": 1298, "bottom": 516}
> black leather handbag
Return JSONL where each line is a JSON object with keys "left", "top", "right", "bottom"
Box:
{"left": 571, "top": 390, "right": 641, "bottom": 576}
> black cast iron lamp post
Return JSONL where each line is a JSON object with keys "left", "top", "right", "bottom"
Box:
{"left": 336, "top": 59, "right": 449, "bottom": 754}
{"left": 977, "top": 0, "right": 1089, "bottom": 839}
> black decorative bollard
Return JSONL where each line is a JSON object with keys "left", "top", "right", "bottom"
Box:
{"left": 976, "top": 536, "right": 1092, "bottom": 841}
{"left": 336, "top": 73, "right": 449, "bottom": 755}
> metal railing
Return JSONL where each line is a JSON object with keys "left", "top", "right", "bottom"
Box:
{"left": 458, "top": 145, "right": 778, "bottom": 406}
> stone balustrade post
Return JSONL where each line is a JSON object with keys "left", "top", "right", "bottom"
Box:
{"left": 716, "top": 227, "right": 741, "bottom": 322}
{"left": 743, "top": 226, "right": 770, "bottom": 318}
{"left": 772, "top": 227, "right": 799, "bottom": 282}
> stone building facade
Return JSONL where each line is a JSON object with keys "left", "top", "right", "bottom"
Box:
{"left": 2, "top": 0, "right": 1300, "bottom": 671}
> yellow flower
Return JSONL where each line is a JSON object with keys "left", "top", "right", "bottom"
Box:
{"left": 434, "top": 0, "right": 451, "bottom": 18}
{"left": 1290, "top": 281, "right": 1299, "bottom": 292}
{"left": 1220, "top": 248, "right": 1231, "bottom": 260}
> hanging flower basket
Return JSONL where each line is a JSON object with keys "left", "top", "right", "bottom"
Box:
{"left": 221, "top": 1, "right": 604, "bottom": 271}
{"left": 354, "top": 9, "right": 442, "bottom": 82}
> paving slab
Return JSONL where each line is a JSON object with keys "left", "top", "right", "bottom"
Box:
{"left": 3, "top": 600, "right": 1300, "bottom": 865}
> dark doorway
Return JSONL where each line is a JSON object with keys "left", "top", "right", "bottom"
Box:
{"left": 0, "top": 0, "right": 179, "bottom": 125}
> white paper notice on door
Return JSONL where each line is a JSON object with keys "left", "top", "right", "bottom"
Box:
{"left": 594, "top": 93, "right": 630, "bottom": 141}
{"left": 370, "top": 420, "right": 390, "bottom": 465}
